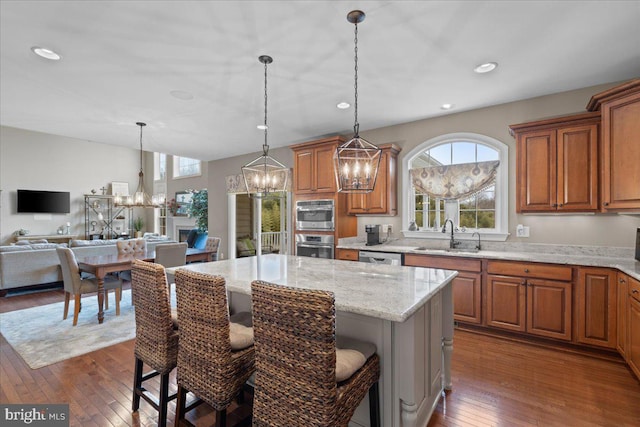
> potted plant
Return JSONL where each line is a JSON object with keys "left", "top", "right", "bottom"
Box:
{"left": 187, "top": 189, "right": 208, "bottom": 248}
{"left": 133, "top": 216, "right": 144, "bottom": 238}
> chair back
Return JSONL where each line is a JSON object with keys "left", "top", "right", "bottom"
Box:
{"left": 130, "top": 259, "right": 178, "bottom": 374}
{"left": 155, "top": 242, "right": 187, "bottom": 269}
{"left": 205, "top": 237, "right": 221, "bottom": 260}
{"left": 185, "top": 229, "right": 199, "bottom": 248}
{"left": 175, "top": 269, "right": 253, "bottom": 410}
{"left": 117, "top": 238, "right": 147, "bottom": 255}
{"left": 56, "top": 247, "right": 83, "bottom": 294}
{"left": 251, "top": 280, "right": 338, "bottom": 426}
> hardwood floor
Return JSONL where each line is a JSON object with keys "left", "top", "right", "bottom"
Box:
{"left": 2, "top": 288, "right": 639, "bottom": 426}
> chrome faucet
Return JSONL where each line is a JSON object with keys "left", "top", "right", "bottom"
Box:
{"left": 442, "top": 219, "right": 460, "bottom": 248}
{"left": 472, "top": 231, "right": 482, "bottom": 251}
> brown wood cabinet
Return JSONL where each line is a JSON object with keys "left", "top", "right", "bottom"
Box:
{"left": 347, "top": 144, "right": 401, "bottom": 215}
{"left": 628, "top": 275, "right": 640, "bottom": 379}
{"left": 587, "top": 80, "right": 640, "bottom": 211}
{"left": 510, "top": 113, "right": 599, "bottom": 213}
{"left": 617, "top": 273, "right": 629, "bottom": 358}
{"left": 486, "top": 261, "right": 572, "bottom": 340}
{"left": 576, "top": 267, "right": 617, "bottom": 349}
{"left": 405, "top": 254, "right": 482, "bottom": 324}
{"left": 291, "top": 136, "right": 344, "bottom": 194}
{"left": 335, "top": 248, "right": 359, "bottom": 261}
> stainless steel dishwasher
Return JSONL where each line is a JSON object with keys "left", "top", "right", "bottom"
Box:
{"left": 358, "top": 251, "right": 402, "bottom": 265}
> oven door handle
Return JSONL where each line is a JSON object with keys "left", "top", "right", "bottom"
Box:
{"left": 296, "top": 207, "right": 333, "bottom": 212}
{"left": 297, "top": 243, "right": 333, "bottom": 249}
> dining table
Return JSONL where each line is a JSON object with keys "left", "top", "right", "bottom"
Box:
{"left": 77, "top": 247, "right": 215, "bottom": 323}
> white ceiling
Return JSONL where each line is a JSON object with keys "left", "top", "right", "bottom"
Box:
{"left": 1, "top": 1, "right": 639, "bottom": 162}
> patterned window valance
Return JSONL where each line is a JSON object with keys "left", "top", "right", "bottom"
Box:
{"left": 410, "top": 160, "right": 499, "bottom": 200}
{"left": 225, "top": 171, "right": 292, "bottom": 194}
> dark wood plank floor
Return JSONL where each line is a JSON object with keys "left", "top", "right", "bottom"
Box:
{"left": 2, "top": 288, "right": 639, "bottom": 426}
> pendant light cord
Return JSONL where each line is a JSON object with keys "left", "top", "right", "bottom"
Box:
{"left": 353, "top": 21, "right": 359, "bottom": 137}
{"left": 263, "top": 59, "right": 269, "bottom": 156}
{"left": 139, "top": 124, "right": 144, "bottom": 175}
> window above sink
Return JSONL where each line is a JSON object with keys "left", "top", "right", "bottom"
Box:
{"left": 402, "top": 132, "right": 509, "bottom": 242}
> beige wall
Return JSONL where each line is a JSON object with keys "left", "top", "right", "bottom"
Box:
{"left": 354, "top": 81, "right": 640, "bottom": 247}
{"left": 206, "top": 81, "right": 639, "bottom": 249}
{"left": 0, "top": 126, "right": 144, "bottom": 245}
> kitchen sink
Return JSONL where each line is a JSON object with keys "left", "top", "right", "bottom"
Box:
{"left": 413, "top": 247, "right": 480, "bottom": 253}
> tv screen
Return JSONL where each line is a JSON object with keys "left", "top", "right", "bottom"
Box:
{"left": 17, "top": 189, "right": 70, "bottom": 214}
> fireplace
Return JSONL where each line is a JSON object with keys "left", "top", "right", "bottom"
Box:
{"left": 168, "top": 216, "right": 196, "bottom": 241}
{"left": 178, "top": 228, "right": 191, "bottom": 243}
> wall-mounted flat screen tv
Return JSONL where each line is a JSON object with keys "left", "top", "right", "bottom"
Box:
{"left": 17, "top": 189, "right": 70, "bottom": 214}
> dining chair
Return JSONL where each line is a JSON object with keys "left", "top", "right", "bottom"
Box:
{"left": 204, "top": 237, "right": 221, "bottom": 261}
{"left": 130, "top": 259, "right": 179, "bottom": 427}
{"left": 56, "top": 247, "right": 123, "bottom": 326}
{"left": 116, "top": 238, "right": 147, "bottom": 282}
{"left": 251, "top": 280, "right": 381, "bottom": 427}
{"left": 154, "top": 242, "right": 187, "bottom": 285}
{"left": 174, "top": 269, "right": 255, "bottom": 427}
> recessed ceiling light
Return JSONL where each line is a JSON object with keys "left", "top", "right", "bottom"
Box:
{"left": 474, "top": 62, "right": 498, "bottom": 73}
{"left": 31, "top": 46, "right": 61, "bottom": 61}
{"left": 257, "top": 124, "right": 268, "bottom": 130}
{"left": 336, "top": 102, "right": 350, "bottom": 109}
{"left": 441, "top": 103, "right": 454, "bottom": 110}
{"left": 169, "top": 90, "right": 194, "bottom": 100}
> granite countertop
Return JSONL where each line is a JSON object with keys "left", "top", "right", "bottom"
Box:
{"left": 338, "top": 240, "right": 640, "bottom": 281}
{"left": 166, "top": 254, "right": 457, "bottom": 323}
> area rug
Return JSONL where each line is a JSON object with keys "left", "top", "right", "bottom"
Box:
{"left": 0, "top": 289, "right": 140, "bottom": 369}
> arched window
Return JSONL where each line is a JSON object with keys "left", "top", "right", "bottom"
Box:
{"left": 402, "top": 133, "right": 509, "bottom": 241}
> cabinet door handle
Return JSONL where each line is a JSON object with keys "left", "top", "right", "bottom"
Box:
{"left": 603, "top": 202, "right": 609, "bottom": 206}
{"left": 620, "top": 278, "right": 626, "bottom": 283}
{"left": 633, "top": 289, "right": 639, "bottom": 294}
{"left": 558, "top": 203, "right": 563, "bottom": 208}
{"left": 521, "top": 280, "right": 526, "bottom": 286}
{"left": 552, "top": 203, "right": 558, "bottom": 207}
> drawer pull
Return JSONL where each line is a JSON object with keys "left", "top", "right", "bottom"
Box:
{"left": 524, "top": 268, "right": 530, "bottom": 273}
{"left": 633, "top": 290, "right": 639, "bottom": 294}
{"left": 620, "top": 278, "right": 626, "bottom": 283}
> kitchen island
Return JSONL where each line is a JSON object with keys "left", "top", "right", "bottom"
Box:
{"left": 167, "top": 254, "right": 458, "bottom": 427}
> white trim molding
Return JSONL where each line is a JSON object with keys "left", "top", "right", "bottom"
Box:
{"left": 402, "top": 132, "right": 509, "bottom": 241}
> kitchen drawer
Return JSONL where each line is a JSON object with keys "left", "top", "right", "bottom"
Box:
{"left": 629, "top": 275, "right": 640, "bottom": 303}
{"left": 487, "top": 260, "right": 572, "bottom": 281}
{"left": 336, "top": 248, "right": 359, "bottom": 261}
{"left": 404, "top": 254, "right": 482, "bottom": 273}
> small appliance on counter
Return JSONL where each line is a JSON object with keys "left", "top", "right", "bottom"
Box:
{"left": 365, "top": 224, "right": 382, "bottom": 246}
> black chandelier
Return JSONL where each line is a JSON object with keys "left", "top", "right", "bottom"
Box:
{"left": 334, "top": 10, "right": 382, "bottom": 193}
{"left": 241, "top": 55, "right": 289, "bottom": 197}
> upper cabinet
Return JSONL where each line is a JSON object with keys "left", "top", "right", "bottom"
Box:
{"left": 587, "top": 79, "right": 640, "bottom": 211}
{"left": 347, "top": 144, "right": 401, "bottom": 215}
{"left": 510, "top": 112, "right": 600, "bottom": 213}
{"left": 291, "top": 136, "right": 344, "bottom": 194}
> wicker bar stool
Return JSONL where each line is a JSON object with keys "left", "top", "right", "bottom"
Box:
{"left": 174, "top": 269, "right": 255, "bottom": 427}
{"left": 251, "top": 280, "right": 381, "bottom": 427}
{"left": 130, "top": 260, "right": 179, "bottom": 427}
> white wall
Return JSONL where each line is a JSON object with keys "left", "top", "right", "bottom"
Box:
{"left": 1, "top": 126, "right": 144, "bottom": 245}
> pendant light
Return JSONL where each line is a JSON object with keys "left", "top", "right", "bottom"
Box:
{"left": 334, "top": 10, "right": 382, "bottom": 193}
{"left": 114, "top": 122, "right": 165, "bottom": 208}
{"left": 241, "top": 55, "right": 288, "bottom": 197}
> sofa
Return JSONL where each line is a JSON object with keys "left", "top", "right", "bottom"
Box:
{"left": 0, "top": 237, "right": 174, "bottom": 295}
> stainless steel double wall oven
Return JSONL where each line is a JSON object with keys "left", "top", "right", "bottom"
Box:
{"left": 295, "top": 199, "right": 335, "bottom": 259}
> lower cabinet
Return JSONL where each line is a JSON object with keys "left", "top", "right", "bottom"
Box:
{"left": 335, "top": 248, "right": 359, "bottom": 261}
{"left": 576, "top": 267, "right": 617, "bottom": 349}
{"left": 619, "top": 273, "right": 640, "bottom": 379}
{"left": 486, "top": 261, "right": 572, "bottom": 341}
{"left": 404, "top": 254, "right": 482, "bottom": 324}
{"left": 617, "top": 273, "right": 629, "bottom": 357}
{"left": 629, "top": 294, "right": 640, "bottom": 379}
